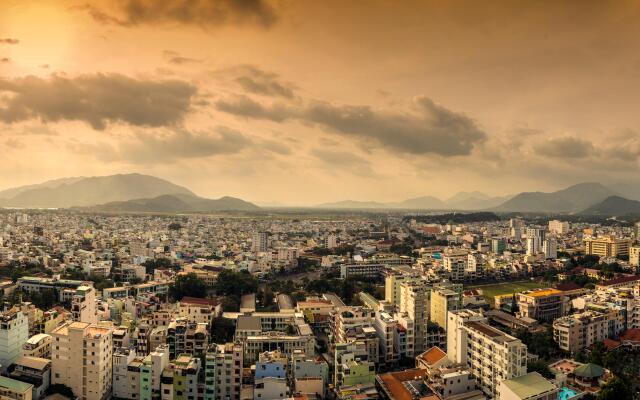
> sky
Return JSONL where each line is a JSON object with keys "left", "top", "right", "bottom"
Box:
{"left": 1, "top": 0, "right": 640, "bottom": 205}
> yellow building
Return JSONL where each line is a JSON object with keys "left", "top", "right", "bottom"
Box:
{"left": 584, "top": 236, "right": 631, "bottom": 257}
{"left": 430, "top": 288, "right": 459, "bottom": 331}
{"left": 517, "top": 288, "right": 564, "bottom": 322}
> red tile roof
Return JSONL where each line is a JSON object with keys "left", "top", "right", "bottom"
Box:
{"left": 619, "top": 328, "right": 640, "bottom": 343}
{"left": 418, "top": 346, "right": 446, "bottom": 366}
{"left": 377, "top": 369, "right": 430, "bottom": 400}
{"left": 180, "top": 297, "right": 219, "bottom": 306}
{"left": 598, "top": 275, "right": 640, "bottom": 287}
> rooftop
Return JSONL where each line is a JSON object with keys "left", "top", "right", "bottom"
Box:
{"left": 0, "top": 376, "right": 33, "bottom": 393}
{"left": 501, "top": 372, "right": 557, "bottom": 398}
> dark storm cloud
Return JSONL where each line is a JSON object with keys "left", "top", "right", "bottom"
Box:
{"left": 0, "top": 73, "right": 197, "bottom": 130}
{"left": 0, "top": 38, "right": 19, "bottom": 45}
{"left": 215, "top": 95, "right": 487, "bottom": 156}
{"left": 231, "top": 65, "right": 296, "bottom": 99}
{"left": 80, "top": 0, "right": 278, "bottom": 29}
{"left": 533, "top": 136, "right": 594, "bottom": 158}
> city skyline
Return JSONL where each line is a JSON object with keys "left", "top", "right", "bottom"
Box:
{"left": 2, "top": 0, "right": 640, "bottom": 204}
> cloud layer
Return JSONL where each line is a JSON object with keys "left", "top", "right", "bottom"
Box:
{"left": 0, "top": 73, "right": 197, "bottom": 129}
{"left": 216, "top": 94, "right": 487, "bottom": 156}
{"left": 81, "top": 0, "right": 278, "bottom": 29}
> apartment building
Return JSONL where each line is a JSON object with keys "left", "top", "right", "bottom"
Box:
{"left": 22, "top": 334, "right": 52, "bottom": 359}
{"left": 51, "top": 321, "right": 113, "bottom": 400}
{"left": 244, "top": 332, "right": 315, "bottom": 365}
{"left": 447, "top": 310, "right": 527, "bottom": 398}
{"left": 290, "top": 351, "right": 328, "bottom": 398}
{"left": 139, "top": 345, "right": 170, "bottom": 400}
{"left": 332, "top": 307, "right": 376, "bottom": 344}
{"left": 71, "top": 285, "right": 97, "bottom": 324}
{"left": 548, "top": 220, "right": 570, "bottom": 235}
{"left": 113, "top": 348, "right": 137, "bottom": 399}
{"left": 373, "top": 312, "right": 399, "bottom": 366}
{"left": 166, "top": 319, "right": 209, "bottom": 359}
{"left": 430, "top": 288, "right": 460, "bottom": 331}
{"left": 516, "top": 289, "right": 564, "bottom": 322}
{"left": 334, "top": 341, "right": 376, "bottom": 391}
{"left": 399, "top": 281, "right": 430, "bottom": 354}
{"left": 176, "top": 297, "right": 221, "bottom": 326}
{"left": 553, "top": 307, "right": 625, "bottom": 354}
{"left": 160, "top": 355, "right": 200, "bottom": 400}
{"left": 383, "top": 270, "right": 422, "bottom": 307}
{"left": 584, "top": 236, "right": 631, "bottom": 257}
{"left": 630, "top": 245, "right": 640, "bottom": 268}
{"left": 205, "top": 343, "right": 243, "bottom": 400}
{"left": 0, "top": 310, "right": 29, "bottom": 373}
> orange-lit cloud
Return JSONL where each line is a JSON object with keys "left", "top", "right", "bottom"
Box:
{"left": 0, "top": 0, "right": 640, "bottom": 204}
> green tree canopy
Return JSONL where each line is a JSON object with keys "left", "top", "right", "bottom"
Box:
{"left": 170, "top": 273, "right": 207, "bottom": 301}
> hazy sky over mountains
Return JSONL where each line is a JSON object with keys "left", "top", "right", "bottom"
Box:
{"left": 1, "top": 0, "right": 640, "bottom": 204}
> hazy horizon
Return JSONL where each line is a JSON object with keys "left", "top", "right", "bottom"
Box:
{"left": 2, "top": 1, "right": 640, "bottom": 204}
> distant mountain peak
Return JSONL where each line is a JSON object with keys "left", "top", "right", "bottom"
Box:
{"left": 0, "top": 173, "right": 196, "bottom": 209}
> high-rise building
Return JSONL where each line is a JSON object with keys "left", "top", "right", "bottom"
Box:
{"left": 430, "top": 288, "right": 460, "bottom": 331}
{"left": 509, "top": 218, "right": 524, "bottom": 239}
{"left": 548, "top": 220, "right": 570, "bottom": 235}
{"left": 384, "top": 271, "right": 421, "bottom": 307}
{"left": 252, "top": 232, "right": 268, "bottom": 252}
{"left": 113, "top": 348, "right": 136, "bottom": 399}
{"left": 205, "top": 343, "right": 243, "bottom": 400}
{"left": 542, "top": 237, "right": 558, "bottom": 259}
{"left": 0, "top": 310, "right": 29, "bottom": 373}
{"left": 141, "top": 345, "right": 170, "bottom": 400}
{"left": 447, "top": 310, "right": 527, "bottom": 398}
{"left": 71, "top": 285, "right": 97, "bottom": 324}
{"left": 526, "top": 228, "right": 545, "bottom": 256}
{"left": 399, "top": 281, "right": 430, "bottom": 354}
{"left": 491, "top": 238, "right": 506, "bottom": 254}
{"left": 51, "top": 321, "right": 113, "bottom": 400}
{"left": 630, "top": 245, "right": 640, "bottom": 268}
{"left": 325, "top": 234, "right": 337, "bottom": 249}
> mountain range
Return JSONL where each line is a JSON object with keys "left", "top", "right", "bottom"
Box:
{"left": 318, "top": 192, "right": 512, "bottom": 211}
{"left": 0, "top": 174, "right": 259, "bottom": 212}
{"left": 318, "top": 182, "right": 640, "bottom": 216}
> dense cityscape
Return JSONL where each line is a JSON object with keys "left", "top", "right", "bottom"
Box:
{"left": 0, "top": 209, "right": 636, "bottom": 400}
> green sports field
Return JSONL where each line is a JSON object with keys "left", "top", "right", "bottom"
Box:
{"left": 465, "top": 281, "right": 548, "bottom": 303}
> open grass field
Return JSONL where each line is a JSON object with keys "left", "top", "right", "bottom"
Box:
{"left": 465, "top": 280, "right": 548, "bottom": 303}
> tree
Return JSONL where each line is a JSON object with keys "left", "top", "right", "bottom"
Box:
{"left": 598, "top": 377, "right": 632, "bottom": 400}
{"left": 214, "top": 270, "right": 258, "bottom": 296}
{"left": 168, "top": 223, "right": 182, "bottom": 231}
{"left": 589, "top": 341, "right": 606, "bottom": 366}
{"left": 527, "top": 360, "right": 553, "bottom": 379}
{"left": 46, "top": 384, "right": 75, "bottom": 398}
{"left": 211, "top": 317, "right": 235, "bottom": 343}
{"left": 515, "top": 326, "right": 559, "bottom": 360}
{"left": 169, "top": 273, "right": 207, "bottom": 301}
{"left": 142, "top": 258, "right": 173, "bottom": 274}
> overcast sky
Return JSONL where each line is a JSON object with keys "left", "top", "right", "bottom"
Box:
{"left": 1, "top": 0, "right": 640, "bottom": 205}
